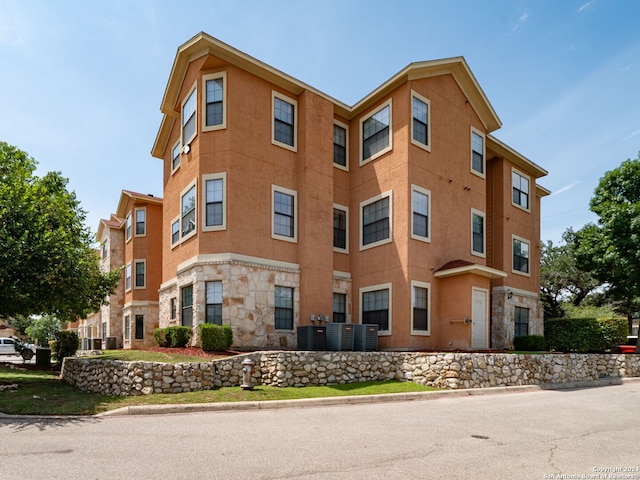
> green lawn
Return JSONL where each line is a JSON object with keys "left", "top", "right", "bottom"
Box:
{"left": 0, "top": 351, "right": 437, "bottom": 416}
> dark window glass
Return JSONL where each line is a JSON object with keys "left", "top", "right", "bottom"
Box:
{"left": 472, "top": 213, "right": 484, "bottom": 254}
{"left": 206, "top": 178, "right": 224, "bottom": 226}
{"left": 472, "top": 132, "right": 484, "bottom": 174}
{"left": 412, "top": 96, "right": 428, "bottom": 146}
{"left": 172, "top": 143, "right": 181, "bottom": 170}
{"left": 181, "top": 285, "right": 193, "bottom": 328}
{"left": 135, "top": 209, "right": 145, "bottom": 235}
{"left": 515, "top": 307, "right": 529, "bottom": 337}
{"left": 413, "top": 286, "right": 428, "bottom": 331}
{"left": 170, "top": 298, "right": 177, "bottom": 320}
{"left": 206, "top": 281, "right": 223, "bottom": 325}
{"left": 333, "top": 208, "right": 347, "bottom": 249}
{"left": 362, "top": 105, "right": 390, "bottom": 161}
{"left": 206, "top": 77, "right": 224, "bottom": 126}
{"left": 275, "top": 286, "right": 293, "bottom": 330}
{"left": 182, "top": 185, "right": 196, "bottom": 236}
{"left": 135, "top": 315, "right": 144, "bottom": 340}
{"left": 182, "top": 89, "right": 196, "bottom": 144}
{"left": 274, "top": 97, "right": 294, "bottom": 146}
{"left": 333, "top": 293, "right": 346, "bottom": 323}
{"left": 124, "top": 315, "right": 130, "bottom": 340}
{"left": 513, "top": 239, "right": 530, "bottom": 273}
{"left": 334, "top": 124, "right": 347, "bottom": 166}
{"left": 135, "top": 261, "right": 145, "bottom": 288}
{"left": 171, "top": 220, "right": 180, "bottom": 245}
{"left": 362, "top": 289, "right": 389, "bottom": 331}
{"left": 274, "top": 191, "right": 294, "bottom": 238}
{"left": 125, "top": 214, "right": 132, "bottom": 240}
{"left": 412, "top": 190, "right": 429, "bottom": 238}
{"left": 363, "top": 197, "right": 390, "bottom": 246}
{"left": 512, "top": 171, "right": 530, "bottom": 209}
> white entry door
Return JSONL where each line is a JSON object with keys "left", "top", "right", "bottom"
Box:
{"left": 471, "top": 288, "right": 488, "bottom": 349}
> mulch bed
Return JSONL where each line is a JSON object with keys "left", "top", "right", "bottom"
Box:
{"left": 139, "top": 347, "right": 237, "bottom": 359}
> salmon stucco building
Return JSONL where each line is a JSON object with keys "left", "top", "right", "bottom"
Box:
{"left": 149, "top": 32, "right": 549, "bottom": 351}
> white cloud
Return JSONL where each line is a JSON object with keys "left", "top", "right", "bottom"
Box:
{"left": 577, "top": 1, "right": 596, "bottom": 13}
{"left": 624, "top": 129, "right": 640, "bottom": 140}
{"left": 510, "top": 11, "right": 529, "bottom": 33}
{"left": 550, "top": 181, "right": 580, "bottom": 197}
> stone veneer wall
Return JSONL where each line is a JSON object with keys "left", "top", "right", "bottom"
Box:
{"left": 491, "top": 287, "right": 544, "bottom": 350}
{"left": 61, "top": 351, "right": 640, "bottom": 397}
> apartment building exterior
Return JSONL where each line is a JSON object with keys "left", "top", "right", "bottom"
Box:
{"left": 150, "top": 32, "right": 549, "bottom": 351}
{"left": 78, "top": 190, "right": 163, "bottom": 349}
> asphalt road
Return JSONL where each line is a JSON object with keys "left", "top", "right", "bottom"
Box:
{"left": 1, "top": 381, "right": 640, "bottom": 480}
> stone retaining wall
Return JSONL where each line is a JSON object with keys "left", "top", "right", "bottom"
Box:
{"left": 60, "top": 351, "right": 640, "bottom": 396}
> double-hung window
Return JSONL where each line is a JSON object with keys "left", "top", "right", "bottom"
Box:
{"left": 412, "top": 282, "right": 430, "bottom": 334}
{"left": 471, "top": 209, "right": 485, "bottom": 257}
{"left": 411, "top": 185, "right": 431, "bottom": 242}
{"left": 203, "top": 173, "right": 226, "bottom": 231}
{"left": 272, "top": 186, "right": 297, "bottom": 242}
{"left": 513, "top": 236, "right": 530, "bottom": 275}
{"left": 512, "top": 169, "right": 530, "bottom": 210}
{"left": 170, "top": 298, "right": 177, "bottom": 320}
{"left": 205, "top": 281, "right": 223, "bottom": 325}
{"left": 333, "top": 205, "right": 348, "bottom": 252}
{"left": 181, "top": 285, "right": 193, "bottom": 328}
{"left": 124, "top": 315, "right": 130, "bottom": 340}
{"left": 135, "top": 208, "right": 145, "bottom": 236}
{"left": 102, "top": 240, "right": 108, "bottom": 260}
{"left": 171, "top": 219, "right": 180, "bottom": 246}
{"left": 125, "top": 213, "right": 132, "bottom": 241}
{"left": 181, "top": 183, "right": 196, "bottom": 239}
{"left": 171, "top": 142, "right": 181, "bottom": 172}
{"left": 333, "top": 122, "right": 348, "bottom": 168}
{"left": 125, "top": 264, "right": 132, "bottom": 291}
{"left": 361, "top": 192, "right": 392, "bottom": 249}
{"left": 514, "top": 307, "right": 529, "bottom": 336}
{"left": 333, "top": 293, "right": 346, "bottom": 323}
{"left": 272, "top": 92, "right": 297, "bottom": 150}
{"left": 361, "top": 285, "right": 391, "bottom": 333}
{"left": 361, "top": 101, "right": 392, "bottom": 164}
{"left": 411, "top": 91, "right": 430, "bottom": 150}
{"left": 134, "top": 260, "right": 145, "bottom": 289}
{"left": 471, "top": 129, "right": 485, "bottom": 176}
{"left": 275, "top": 286, "right": 294, "bottom": 330}
{"left": 203, "top": 72, "right": 225, "bottom": 130}
{"left": 182, "top": 85, "right": 197, "bottom": 146}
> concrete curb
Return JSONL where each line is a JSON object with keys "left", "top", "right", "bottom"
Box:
{"left": 95, "top": 377, "right": 640, "bottom": 417}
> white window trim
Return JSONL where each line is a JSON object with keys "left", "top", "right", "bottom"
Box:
{"left": 202, "top": 71, "right": 227, "bottom": 132}
{"left": 202, "top": 172, "right": 227, "bottom": 232}
{"left": 180, "top": 179, "right": 198, "bottom": 243}
{"left": 471, "top": 208, "right": 486, "bottom": 258}
{"left": 125, "top": 263, "right": 132, "bottom": 292}
{"left": 134, "top": 259, "right": 146, "bottom": 289}
{"left": 134, "top": 207, "right": 146, "bottom": 238}
{"left": 333, "top": 203, "right": 349, "bottom": 254}
{"left": 271, "top": 91, "right": 298, "bottom": 152}
{"left": 360, "top": 99, "right": 393, "bottom": 166}
{"left": 511, "top": 167, "right": 531, "bottom": 213}
{"left": 271, "top": 184, "right": 298, "bottom": 243}
{"left": 410, "top": 90, "right": 431, "bottom": 152}
{"left": 359, "top": 190, "right": 393, "bottom": 251}
{"left": 410, "top": 280, "right": 431, "bottom": 336}
{"left": 359, "top": 282, "right": 392, "bottom": 336}
{"left": 333, "top": 120, "right": 349, "bottom": 171}
{"left": 410, "top": 184, "right": 432, "bottom": 243}
{"left": 182, "top": 82, "right": 197, "bottom": 147}
{"left": 171, "top": 141, "right": 181, "bottom": 175}
{"left": 170, "top": 215, "right": 180, "bottom": 249}
{"left": 512, "top": 234, "right": 531, "bottom": 277}
{"left": 470, "top": 126, "right": 486, "bottom": 179}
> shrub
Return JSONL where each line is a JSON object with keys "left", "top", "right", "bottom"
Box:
{"left": 53, "top": 330, "right": 80, "bottom": 364}
{"left": 513, "top": 335, "right": 546, "bottom": 351}
{"left": 200, "top": 324, "right": 233, "bottom": 352}
{"left": 154, "top": 328, "right": 169, "bottom": 347}
{"left": 544, "top": 317, "right": 627, "bottom": 353}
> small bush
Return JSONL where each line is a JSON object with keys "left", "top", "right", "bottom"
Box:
{"left": 200, "top": 324, "right": 233, "bottom": 352}
{"left": 513, "top": 335, "right": 546, "bottom": 351}
{"left": 53, "top": 330, "right": 80, "bottom": 364}
{"left": 154, "top": 328, "right": 169, "bottom": 347}
{"left": 544, "top": 317, "right": 627, "bottom": 353}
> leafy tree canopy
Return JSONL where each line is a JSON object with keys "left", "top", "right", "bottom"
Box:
{"left": 0, "top": 142, "right": 119, "bottom": 321}
{"left": 574, "top": 154, "right": 640, "bottom": 315}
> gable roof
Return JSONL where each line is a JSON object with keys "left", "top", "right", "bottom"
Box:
{"left": 152, "top": 32, "right": 502, "bottom": 158}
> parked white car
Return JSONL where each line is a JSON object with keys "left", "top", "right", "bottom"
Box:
{"left": 0, "top": 337, "right": 35, "bottom": 360}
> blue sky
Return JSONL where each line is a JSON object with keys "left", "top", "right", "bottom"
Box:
{"left": 1, "top": 0, "right": 639, "bottom": 245}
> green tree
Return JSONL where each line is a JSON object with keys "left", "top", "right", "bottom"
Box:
{"left": 0, "top": 142, "right": 119, "bottom": 321}
{"left": 25, "top": 314, "right": 61, "bottom": 346}
{"left": 540, "top": 228, "right": 601, "bottom": 319}
{"left": 574, "top": 154, "right": 640, "bottom": 326}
